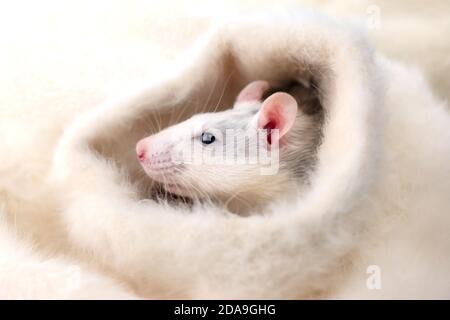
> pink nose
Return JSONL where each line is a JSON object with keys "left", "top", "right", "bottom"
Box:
{"left": 136, "top": 140, "right": 147, "bottom": 162}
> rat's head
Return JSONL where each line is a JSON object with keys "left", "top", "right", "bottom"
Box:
{"left": 136, "top": 81, "right": 299, "bottom": 202}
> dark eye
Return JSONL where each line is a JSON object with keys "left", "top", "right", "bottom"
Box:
{"left": 201, "top": 132, "right": 215, "bottom": 144}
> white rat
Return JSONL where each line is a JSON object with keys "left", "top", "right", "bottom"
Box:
{"left": 136, "top": 80, "right": 322, "bottom": 212}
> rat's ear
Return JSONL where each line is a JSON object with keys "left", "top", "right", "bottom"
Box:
{"left": 234, "top": 80, "right": 270, "bottom": 108}
{"left": 255, "top": 92, "right": 298, "bottom": 144}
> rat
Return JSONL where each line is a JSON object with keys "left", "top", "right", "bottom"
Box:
{"left": 136, "top": 80, "right": 323, "bottom": 213}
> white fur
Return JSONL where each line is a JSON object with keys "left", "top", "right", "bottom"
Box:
{"left": 0, "top": 214, "right": 136, "bottom": 299}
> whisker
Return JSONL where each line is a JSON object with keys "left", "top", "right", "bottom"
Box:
{"left": 212, "top": 71, "right": 234, "bottom": 114}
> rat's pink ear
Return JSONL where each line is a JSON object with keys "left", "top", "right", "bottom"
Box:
{"left": 256, "top": 92, "right": 298, "bottom": 144}
{"left": 235, "top": 80, "right": 270, "bottom": 106}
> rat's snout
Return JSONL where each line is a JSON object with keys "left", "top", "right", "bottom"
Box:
{"left": 136, "top": 138, "right": 149, "bottom": 162}
{"left": 136, "top": 135, "right": 173, "bottom": 166}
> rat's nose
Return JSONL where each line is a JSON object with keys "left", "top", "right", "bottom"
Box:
{"left": 136, "top": 139, "right": 147, "bottom": 162}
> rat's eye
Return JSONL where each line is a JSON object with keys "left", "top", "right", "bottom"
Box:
{"left": 201, "top": 132, "right": 216, "bottom": 145}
